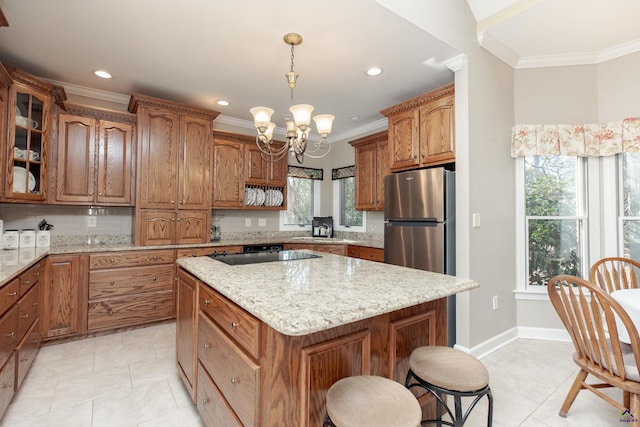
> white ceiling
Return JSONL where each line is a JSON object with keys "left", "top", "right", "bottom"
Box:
{"left": 0, "top": 0, "right": 638, "bottom": 141}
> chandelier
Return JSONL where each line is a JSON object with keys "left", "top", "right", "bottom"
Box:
{"left": 250, "top": 33, "right": 335, "bottom": 164}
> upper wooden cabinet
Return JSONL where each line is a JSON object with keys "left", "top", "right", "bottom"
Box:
{"left": 2, "top": 66, "right": 66, "bottom": 203}
{"left": 52, "top": 104, "right": 135, "bottom": 205}
{"left": 212, "top": 132, "right": 244, "bottom": 209}
{"left": 129, "top": 94, "right": 219, "bottom": 245}
{"left": 349, "top": 131, "right": 389, "bottom": 211}
{"left": 381, "top": 83, "right": 454, "bottom": 172}
{"left": 245, "top": 140, "right": 287, "bottom": 187}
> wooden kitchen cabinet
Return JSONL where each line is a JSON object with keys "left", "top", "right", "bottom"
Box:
{"left": 87, "top": 249, "right": 175, "bottom": 331}
{"left": 129, "top": 93, "right": 219, "bottom": 245}
{"left": 245, "top": 140, "right": 287, "bottom": 187}
{"left": 2, "top": 66, "right": 66, "bottom": 203}
{"left": 42, "top": 254, "right": 86, "bottom": 339}
{"left": 212, "top": 132, "right": 245, "bottom": 209}
{"left": 176, "top": 245, "right": 243, "bottom": 258}
{"left": 349, "top": 131, "right": 389, "bottom": 210}
{"left": 381, "top": 83, "right": 454, "bottom": 172}
{"left": 176, "top": 268, "right": 199, "bottom": 401}
{"left": 136, "top": 209, "right": 210, "bottom": 246}
{"left": 52, "top": 104, "right": 135, "bottom": 205}
{"left": 347, "top": 245, "right": 384, "bottom": 262}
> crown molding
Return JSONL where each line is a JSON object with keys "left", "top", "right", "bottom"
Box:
{"left": 44, "top": 79, "right": 130, "bottom": 105}
{"left": 477, "top": 31, "right": 520, "bottom": 68}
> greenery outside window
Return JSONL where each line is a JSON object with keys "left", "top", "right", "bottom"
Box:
{"left": 524, "top": 156, "right": 587, "bottom": 287}
{"left": 280, "top": 166, "right": 322, "bottom": 231}
{"left": 332, "top": 166, "right": 365, "bottom": 232}
{"left": 621, "top": 152, "right": 640, "bottom": 259}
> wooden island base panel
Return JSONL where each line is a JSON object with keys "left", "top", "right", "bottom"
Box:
{"left": 176, "top": 252, "right": 478, "bottom": 427}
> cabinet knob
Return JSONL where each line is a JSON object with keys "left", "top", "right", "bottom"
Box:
{"left": 7, "top": 292, "right": 17, "bottom": 297}
{"left": 204, "top": 299, "right": 211, "bottom": 305}
{"left": 20, "top": 314, "right": 29, "bottom": 319}
{"left": 201, "top": 398, "right": 209, "bottom": 405}
{"left": 4, "top": 332, "right": 14, "bottom": 337}
{"left": 203, "top": 343, "right": 211, "bottom": 349}
{"left": 230, "top": 377, "right": 239, "bottom": 385}
{"left": 151, "top": 304, "right": 157, "bottom": 309}
{"left": 152, "top": 256, "right": 158, "bottom": 261}
{"left": 98, "top": 192, "right": 103, "bottom": 196}
{"left": 2, "top": 381, "right": 12, "bottom": 389}
{"left": 20, "top": 356, "right": 28, "bottom": 362}
{"left": 180, "top": 200, "right": 184, "bottom": 205}
{"left": 108, "top": 310, "right": 113, "bottom": 316}
{"left": 31, "top": 302, "right": 38, "bottom": 307}
{"left": 231, "top": 322, "right": 239, "bottom": 330}
{"left": 109, "top": 259, "right": 116, "bottom": 263}
{"left": 89, "top": 192, "right": 93, "bottom": 196}
{"left": 23, "top": 280, "right": 30, "bottom": 285}
{"left": 109, "top": 281, "right": 115, "bottom": 286}
{"left": 170, "top": 200, "right": 175, "bottom": 204}
{"left": 152, "top": 277, "right": 157, "bottom": 281}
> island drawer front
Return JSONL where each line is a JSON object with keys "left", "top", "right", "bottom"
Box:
{"left": 0, "top": 280, "right": 19, "bottom": 318}
{"left": 89, "top": 265, "right": 174, "bottom": 299}
{"left": 198, "top": 312, "right": 259, "bottom": 427}
{"left": 87, "top": 290, "right": 174, "bottom": 331}
{"left": 0, "top": 355, "right": 15, "bottom": 416}
{"left": 20, "top": 262, "right": 43, "bottom": 296}
{"left": 16, "top": 284, "right": 38, "bottom": 340}
{"left": 315, "top": 244, "right": 347, "bottom": 255}
{"left": 0, "top": 306, "right": 17, "bottom": 369}
{"left": 196, "top": 362, "right": 243, "bottom": 427}
{"left": 176, "top": 245, "right": 243, "bottom": 258}
{"left": 16, "top": 319, "right": 40, "bottom": 390}
{"left": 199, "top": 284, "right": 261, "bottom": 359}
{"left": 89, "top": 250, "right": 175, "bottom": 269}
{"left": 359, "top": 247, "right": 384, "bottom": 262}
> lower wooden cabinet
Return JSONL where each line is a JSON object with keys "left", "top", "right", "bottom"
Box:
{"left": 0, "top": 355, "right": 15, "bottom": 417}
{"left": 196, "top": 362, "right": 243, "bottom": 426}
{"left": 87, "top": 250, "right": 176, "bottom": 331}
{"left": 176, "top": 268, "right": 198, "bottom": 401}
{"left": 347, "top": 245, "right": 384, "bottom": 262}
{"left": 42, "top": 254, "right": 86, "bottom": 338}
{"left": 15, "top": 319, "right": 41, "bottom": 390}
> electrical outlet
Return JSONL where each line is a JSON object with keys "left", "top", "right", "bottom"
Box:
{"left": 258, "top": 218, "right": 266, "bottom": 227}
{"left": 87, "top": 216, "right": 97, "bottom": 228}
{"left": 245, "top": 218, "right": 252, "bottom": 227}
{"left": 492, "top": 295, "right": 499, "bottom": 310}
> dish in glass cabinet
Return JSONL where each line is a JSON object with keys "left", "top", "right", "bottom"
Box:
{"left": 13, "top": 166, "right": 36, "bottom": 193}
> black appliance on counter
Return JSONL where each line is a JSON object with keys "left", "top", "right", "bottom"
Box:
{"left": 243, "top": 244, "right": 283, "bottom": 253}
{"left": 208, "top": 249, "right": 321, "bottom": 266}
{"left": 312, "top": 216, "right": 333, "bottom": 238}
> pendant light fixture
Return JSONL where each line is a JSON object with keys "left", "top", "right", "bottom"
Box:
{"left": 250, "top": 33, "right": 335, "bottom": 164}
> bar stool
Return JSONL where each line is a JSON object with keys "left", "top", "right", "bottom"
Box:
{"left": 405, "top": 346, "right": 493, "bottom": 427}
{"left": 324, "top": 375, "right": 422, "bottom": 427}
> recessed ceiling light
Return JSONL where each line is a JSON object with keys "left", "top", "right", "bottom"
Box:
{"left": 94, "top": 70, "right": 112, "bottom": 79}
{"left": 366, "top": 67, "right": 383, "bottom": 77}
{"left": 349, "top": 115, "right": 359, "bottom": 121}
{"left": 216, "top": 100, "right": 230, "bottom": 106}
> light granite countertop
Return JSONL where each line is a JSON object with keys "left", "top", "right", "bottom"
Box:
{"left": 0, "top": 237, "right": 383, "bottom": 287}
{"left": 177, "top": 252, "right": 479, "bottom": 336}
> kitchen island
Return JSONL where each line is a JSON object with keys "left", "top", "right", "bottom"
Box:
{"left": 176, "top": 250, "right": 478, "bottom": 427}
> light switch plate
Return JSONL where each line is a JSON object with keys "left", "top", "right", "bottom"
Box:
{"left": 245, "top": 218, "right": 252, "bottom": 227}
{"left": 87, "top": 216, "right": 97, "bottom": 228}
{"left": 258, "top": 218, "right": 266, "bottom": 227}
{"left": 472, "top": 213, "right": 481, "bottom": 228}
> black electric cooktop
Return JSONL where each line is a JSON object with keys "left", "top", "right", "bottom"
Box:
{"left": 207, "top": 250, "right": 321, "bottom": 266}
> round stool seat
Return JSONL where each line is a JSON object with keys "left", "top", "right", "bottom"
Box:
{"left": 326, "top": 375, "right": 421, "bottom": 427}
{"left": 409, "top": 346, "right": 489, "bottom": 392}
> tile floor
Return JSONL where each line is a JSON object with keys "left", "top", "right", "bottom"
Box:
{"left": 0, "top": 324, "right": 628, "bottom": 426}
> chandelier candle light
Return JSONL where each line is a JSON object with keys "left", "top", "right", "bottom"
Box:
{"left": 250, "top": 33, "right": 335, "bottom": 164}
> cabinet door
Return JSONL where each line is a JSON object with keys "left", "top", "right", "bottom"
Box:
{"left": 419, "top": 94, "right": 455, "bottom": 166}
{"left": 42, "top": 255, "right": 85, "bottom": 338}
{"left": 55, "top": 114, "right": 96, "bottom": 203}
{"left": 212, "top": 139, "right": 244, "bottom": 208}
{"left": 97, "top": 120, "right": 134, "bottom": 205}
{"left": 6, "top": 84, "right": 50, "bottom": 201}
{"left": 177, "top": 269, "right": 198, "bottom": 401}
{"left": 176, "top": 210, "right": 210, "bottom": 244}
{"left": 137, "top": 107, "right": 179, "bottom": 209}
{"left": 354, "top": 142, "right": 377, "bottom": 210}
{"left": 270, "top": 152, "right": 288, "bottom": 185}
{"left": 375, "top": 138, "right": 390, "bottom": 210}
{"left": 245, "top": 143, "right": 268, "bottom": 184}
{"left": 137, "top": 210, "right": 175, "bottom": 246}
{"left": 179, "top": 116, "right": 211, "bottom": 210}
{"left": 388, "top": 109, "right": 420, "bottom": 171}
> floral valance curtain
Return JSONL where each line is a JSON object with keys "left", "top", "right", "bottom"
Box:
{"left": 511, "top": 117, "right": 640, "bottom": 158}
{"left": 288, "top": 165, "right": 323, "bottom": 180}
{"left": 331, "top": 166, "right": 355, "bottom": 180}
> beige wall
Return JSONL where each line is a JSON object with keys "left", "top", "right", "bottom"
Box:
{"left": 597, "top": 51, "right": 640, "bottom": 122}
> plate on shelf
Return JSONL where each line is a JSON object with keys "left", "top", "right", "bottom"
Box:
{"left": 275, "top": 189, "right": 283, "bottom": 206}
{"left": 13, "top": 166, "right": 36, "bottom": 193}
{"left": 255, "top": 188, "right": 265, "bottom": 206}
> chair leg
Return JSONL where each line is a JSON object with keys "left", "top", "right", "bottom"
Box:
{"left": 487, "top": 389, "right": 493, "bottom": 427}
{"left": 625, "top": 390, "right": 631, "bottom": 411}
{"left": 453, "top": 395, "right": 463, "bottom": 427}
{"left": 630, "top": 393, "right": 640, "bottom": 427}
{"left": 559, "top": 369, "right": 588, "bottom": 417}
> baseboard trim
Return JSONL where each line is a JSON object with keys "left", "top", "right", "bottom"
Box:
{"left": 454, "top": 327, "right": 571, "bottom": 359}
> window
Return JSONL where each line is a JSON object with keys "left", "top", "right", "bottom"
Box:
{"left": 524, "top": 156, "right": 587, "bottom": 287}
{"left": 332, "top": 166, "right": 365, "bottom": 232}
{"left": 280, "top": 166, "right": 322, "bottom": 231}
{"left": 621, "top": 152, "right": 640, "bottom": 259}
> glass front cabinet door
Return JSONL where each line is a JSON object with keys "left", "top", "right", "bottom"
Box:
{"left": 5, "top": 67, "right": 65, "bottom": 202}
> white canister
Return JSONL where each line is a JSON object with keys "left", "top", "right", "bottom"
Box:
{"left": 36, "top": 230, "right": 50, "bottom": 247}
{"left": 19, "top": 229, "right": 36, "bottom": 248}
{"left": 3, "top": 230, "right": 19, "bottom": 249}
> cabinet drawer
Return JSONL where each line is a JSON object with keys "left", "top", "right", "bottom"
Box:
{"left": 89, "top": 250, "right": 175, "bottom": 269}
{"left": 0, "top": 355, "right": 15, "bottom": 417}
{"left": 315, "top": 244, "right": 347, "bottom": 255}
{"left": 0, "top": 306, "right": 17, "bottom": 369}
{"left": 88, "top": 290, "right": 174, "bottom": 331}
{"left": 359, "top": 247, "right": 384, "bottom": 262}
{"left": 16, "top": 319, "right": 40, "bottom": 390}
{"left": 89, "top": 265, "right": 174, "bottom": 299}
{"left": 196, "top": 362, "right": 242, "bottom": 427}
{"left": 199, "top": 284, "right": 260, "bottom": 359}
{"left": 17, "top": 283, "right": 38, "bottom": 340}
{"left": 198, "top": 313, "right": 259, "bottom": 427}
{"left": 20, "top": 262, "right": 43, "bottom": 296}
{"left": 176, "top": 245, "right": 243, "bottom": 258}
{"left": 0, "top": 279, "right": 19, "bottom": 318}
{"left": 347, "top": 245, "right": 360, "bottom": 258}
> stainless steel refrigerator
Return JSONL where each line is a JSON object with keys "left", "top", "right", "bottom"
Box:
{"left": 384, "top": 167, "right": 456, "bottom": 346}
